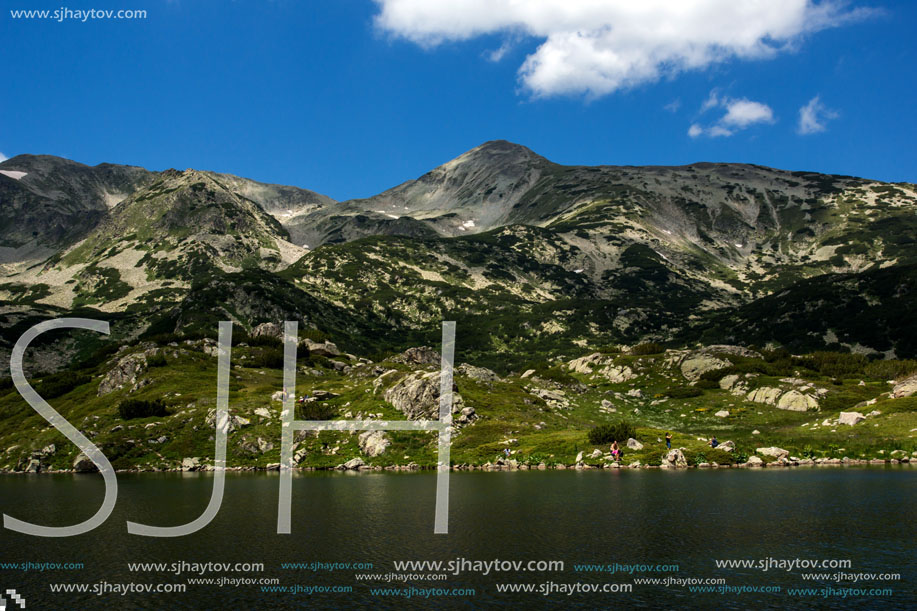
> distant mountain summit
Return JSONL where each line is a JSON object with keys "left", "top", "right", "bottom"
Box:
{"left": 0, "top": 154, "right": 155, "bottom": 257}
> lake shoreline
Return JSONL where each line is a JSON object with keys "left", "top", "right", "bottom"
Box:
{"left": 5, "top": 456, "right": 914, "bottom": 475}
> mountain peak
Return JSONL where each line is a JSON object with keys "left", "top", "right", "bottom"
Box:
{"left": 454, "top": 140, "right": 547, "bottom": 165}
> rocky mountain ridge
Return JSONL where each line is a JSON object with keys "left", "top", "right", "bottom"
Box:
{"left": 1, "top": 142, "right": 916, "bottom": 372}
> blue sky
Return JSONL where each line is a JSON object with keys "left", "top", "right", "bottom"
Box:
{"left": 1, "top": 1, "right": 914, "bottom": 200}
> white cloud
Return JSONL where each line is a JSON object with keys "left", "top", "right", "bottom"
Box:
{"left": 374, "top": 0, "right": 872, "bottom": 98}
{"left": 797, "top": 95, "right": 839, "bottom": 134}
{"left": 0, "top": 152, "right": 7, "bottom": 163}
{"left": 721, "top": 99, "right": 774, "bottom": 128}
{"left": 664, "top": 99, "right": 681, "bottom": 113}
{"left": 689, "top": 93, "right": 774, "bottom": 138}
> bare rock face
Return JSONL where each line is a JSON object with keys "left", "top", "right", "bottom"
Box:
{"left": 98, "top": 350, "right": 156, "bottom": 396}
{"left": 392, "top": 346, "right": 441, "bottom": 366}
{"left": 358, "top": 431, "right": 391, "bottom": 457}
{"left": 892, "top": 374, "right": 917, "bottom": 398}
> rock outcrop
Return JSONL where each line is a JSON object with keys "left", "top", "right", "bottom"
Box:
{"left": 337, "top": 457, "right": 365, "bottom": 470}
{"left": 72, "top": 453, "right": 98, "bottom": 473}
{"left": 681, "top": 355, "right": 731, "bottom": 382}
{"left": 662, "top": 448, "right": 687, "bottom": 468}
{"left": 98, "top": 350, "right": 155, "bottom": 396}
{"left": 303, "top": 339, "right": 340, "bottom": 357}
{"left": 892, "top": 374, "right": 917, "bottom": 398}
{"left": 383, "top": 371, "right": 463, "bottom": 420}
{"left": 776, "top": 390, "right": 818, "bottom": 412}
{"left": 251, "top": 322, "right": 282, "bottom": 338}
{"left": 456, "top": 363, "right": 500, "bottom": 382}
{"left": 567, "top": 353, "right": 635, "bottom": 383}
{"left": 747, "top": 386, "right": 782, "bottom": 405}
{"left": 392, "top": 346, "right": 440, "bottom": 366}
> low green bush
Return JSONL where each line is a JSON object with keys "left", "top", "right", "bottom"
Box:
{"left": 665, "top": 386, "right": 703, "bottom": 399}
{"left": 588, "top": 420, "right": 636, "bottom": 445}
{"left": 299, "top": 401, "right": 337, "bottom": 420}
{"left": 118, "top": 398, "right": 168, "bottom": 420}
{"left": 37, "top": 373, "right": 92, "bottom": 399}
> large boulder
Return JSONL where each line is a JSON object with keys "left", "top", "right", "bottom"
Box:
{"left": 756, "top": 447, "right": 789, "bottom": 459}
{"left": 747, "top": 387, "right": 783, "bottom": 405}
{"left": 337, "top": 457, "right": 365, "bottom": 470}
{"left": 181, "top": 457, "right": 201, "bottom": 472}
{"left": 681, "top": 355, "right": 731, "bottom": 382}
{"left": 358, "top": 431, "right": 391, "bottom": 457}
{"left": 72, "top": 454, "right": 98, "bottom": 473}
{"left": 745, "top": 455, "right": 764, "bottom": 467}
{"left": 838, "top": 412, "right": 866, "bottom": 426}
{"left": 716, "top": 440, "right": 735, "bottom": 452}
{"left": 777, "top": 390, "right": 818, "bottom": 412}
{"left": 626, "top": 438, "right": 643, "bottom": 450}
{"left": 303, "top": 339, "right": 340, "bottom": 357}
{"left": 892, "top": 374, "right": 917, "bottom": 399}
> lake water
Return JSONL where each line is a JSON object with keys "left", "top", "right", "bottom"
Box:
{"left": 0, "top": 468, "right": 914, "bottom": 609}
